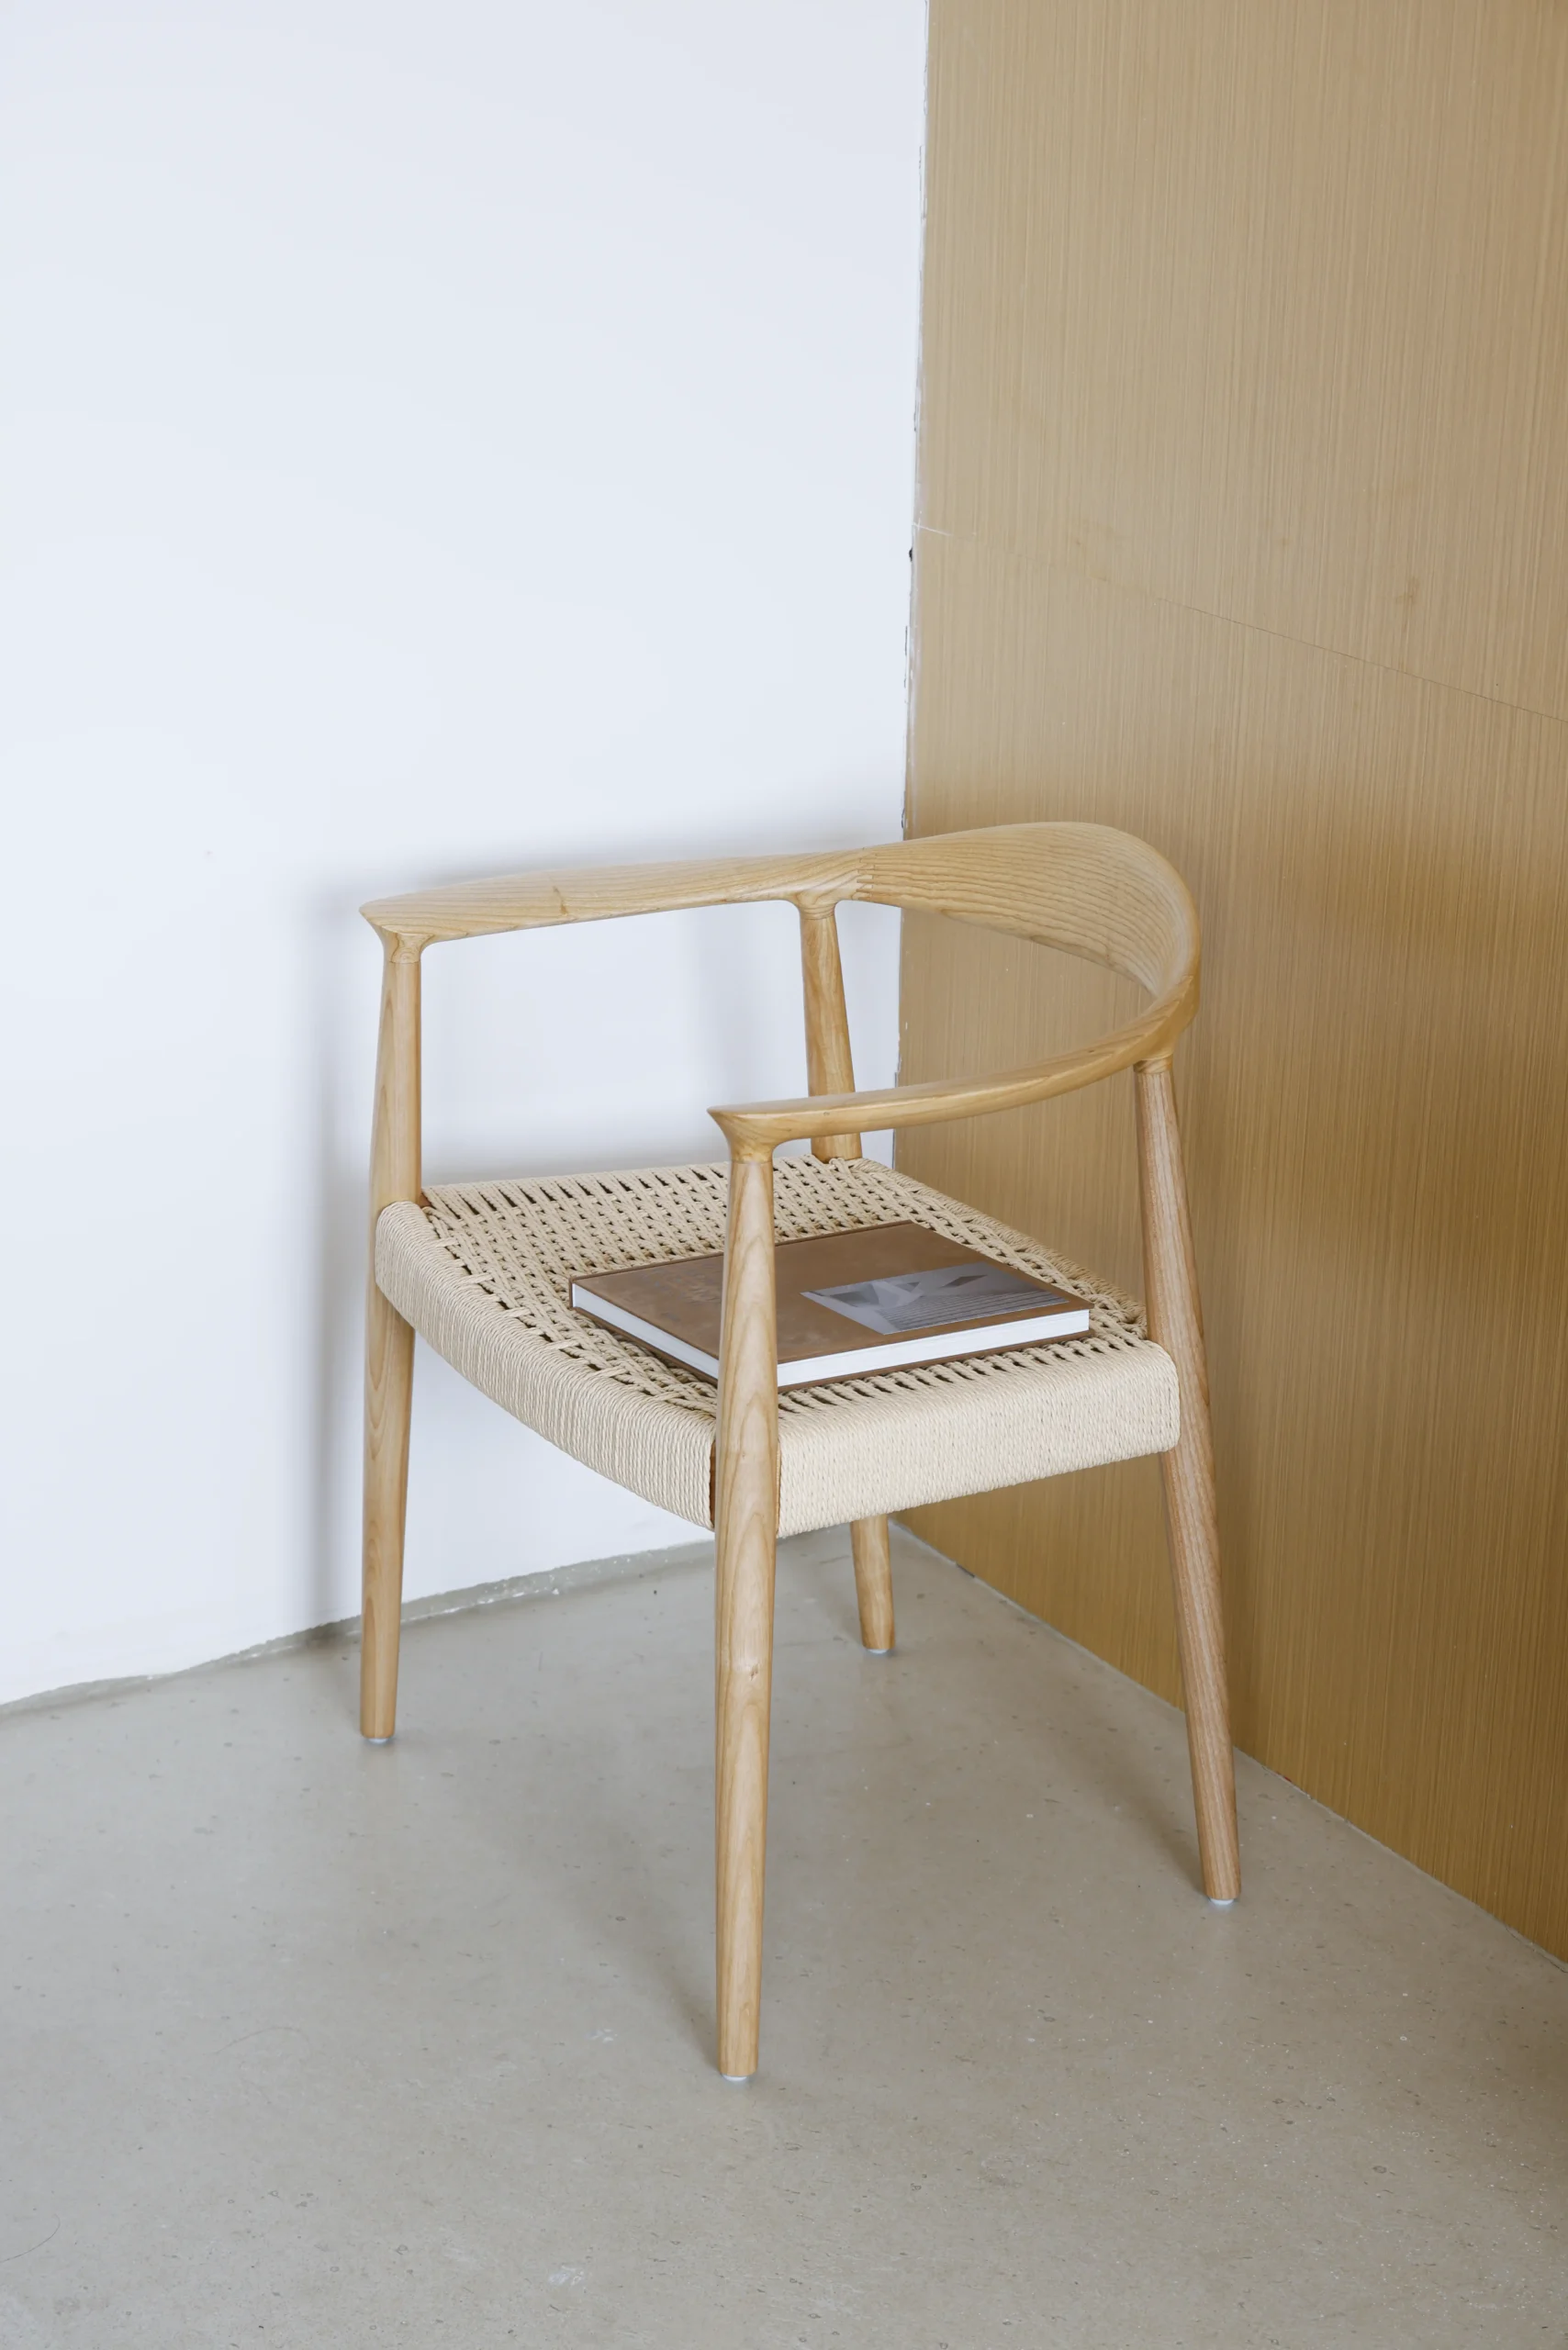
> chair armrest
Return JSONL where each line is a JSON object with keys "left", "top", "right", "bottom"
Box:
{"left": 362, "top": 846, "right": 868, "bottom": 946}
{"left": 708, "top": 990, "right": 1194, "bottom": 1156}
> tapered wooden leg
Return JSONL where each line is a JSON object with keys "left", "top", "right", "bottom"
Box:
{"left": 359, "top": 938, "right": 421, "bottom": 1743}
{"left": 1137, "top": 1059, "right": 1241, "bottom": 1902}
{"left": 361, "top": 1284, "right": 415, "bottom": 1740}
{"left": 850, "top": 1516, "right": 895, "bottom": 1651}
{"left": 713, "top": 1151, "right": 780, "bottom": 2080}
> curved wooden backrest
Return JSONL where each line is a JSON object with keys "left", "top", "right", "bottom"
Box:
{"left": 849, "top": 823, "right": 1198, "bottom": 1004}
{"left": 360, "top": 821, "right": 1202, "bottom": 1156}
{"left": 712, "top": 825, "right": 1199, "bottom": 1153}
{"left": 363, "top": 821, "right": 1196, "bottom": 1006}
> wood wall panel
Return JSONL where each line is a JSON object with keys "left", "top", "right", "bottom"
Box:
{"left": 921, "top": 0, "right": 1568, "bottom": 720}
{"left": 904, "top": 5, "right": 1568, "bottom": 1957}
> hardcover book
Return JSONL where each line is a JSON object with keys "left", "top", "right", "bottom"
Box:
{"left": 569, "top": 1220, "right": 1089, "bottom": 1388}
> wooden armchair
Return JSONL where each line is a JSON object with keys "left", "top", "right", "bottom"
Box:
{"left": 359, "top": 822, "right": 1238, "bottom": 2080}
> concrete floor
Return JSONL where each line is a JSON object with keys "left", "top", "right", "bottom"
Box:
{"left": 3, "top": 1530, "right": 1565, "bottom": 2349}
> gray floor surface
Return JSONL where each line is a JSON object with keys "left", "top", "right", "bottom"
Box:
{"left": 3, "top": 1527, "right": 1565, "bottom": 2349}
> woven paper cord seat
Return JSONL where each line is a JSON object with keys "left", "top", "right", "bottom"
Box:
{"left": 375, "top": 1154, "right": 1179, "bottom": 1539}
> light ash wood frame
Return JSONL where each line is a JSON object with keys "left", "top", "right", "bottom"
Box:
{"left": 359, "top": 820, "right": 1239, "bottom": 2081}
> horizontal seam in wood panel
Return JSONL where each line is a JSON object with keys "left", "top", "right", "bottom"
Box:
{"left": 913, "top": 525, "right": 1568, "bottom": 734}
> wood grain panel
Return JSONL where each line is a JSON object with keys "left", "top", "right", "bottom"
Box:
{"left": 920, "top": 0, "right": 1568, "bottom": 718}
{"left": 902, "top": 531, "right": 1568, "bottom": 1953}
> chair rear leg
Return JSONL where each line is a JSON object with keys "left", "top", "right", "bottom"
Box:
{"left": 850, "top": 1516, "right": 895, "bottom": 1651}
{"left": 1137, "top": 1060, "right": 1240, "bottom": 1901}
{"left": 361, "top": 1286, "right": 414, "bottom": 1741}
{"left": 1159, "top": 1401, "right": 1240, "bottom": 1900}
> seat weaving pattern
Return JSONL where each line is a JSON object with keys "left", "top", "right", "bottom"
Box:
{"left": 375, "top": 1157, "right": 1179, "bottom": 1538}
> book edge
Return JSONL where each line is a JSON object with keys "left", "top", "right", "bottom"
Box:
{"left": 569, "top": 1281, "right": 1092, "bottom": 1389}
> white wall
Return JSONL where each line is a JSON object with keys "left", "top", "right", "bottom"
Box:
{"left": 0, "top": 2, "right": 924, "bottom": 1704}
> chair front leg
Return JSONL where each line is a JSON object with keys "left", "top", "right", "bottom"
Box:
{"left": 362, "top": 1288, "right": 414, "bottom": 1739}
{"left": 360, "top": 938, "right": 421, "bottom": 1741}
{"left": 713, "top": 1148, "right": 781, "bottom": 2080}
{"left": 1136, "top": 1058, "right": 1241, "bottom": 1902}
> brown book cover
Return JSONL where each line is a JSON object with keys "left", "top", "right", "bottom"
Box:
{"left": 569, "top": 1220, "right": 1089, "bottom": 1388}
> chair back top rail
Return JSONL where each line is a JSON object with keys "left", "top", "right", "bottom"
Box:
{"left": 362, "top": 823, "right": 1202, "bottom": 1149}
{"left": 363, "top": 822, "right": 1196, "bottom": 996}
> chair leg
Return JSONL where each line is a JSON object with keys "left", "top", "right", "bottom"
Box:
{"left": 361, "top": 1284, "right": 415, "bottom": 1741}
{"left": 1158, "top": 1409, "right": 1240, "bottom": 1900}
{"left": 713, "top": 1154, "right": 780, "bottom": 2080}
{"left": 1137, "top": 1060, "right": 1240, "bottom": 1902}
{"left": 850, "top": 1516, "right": 895, "bottom": 1651}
